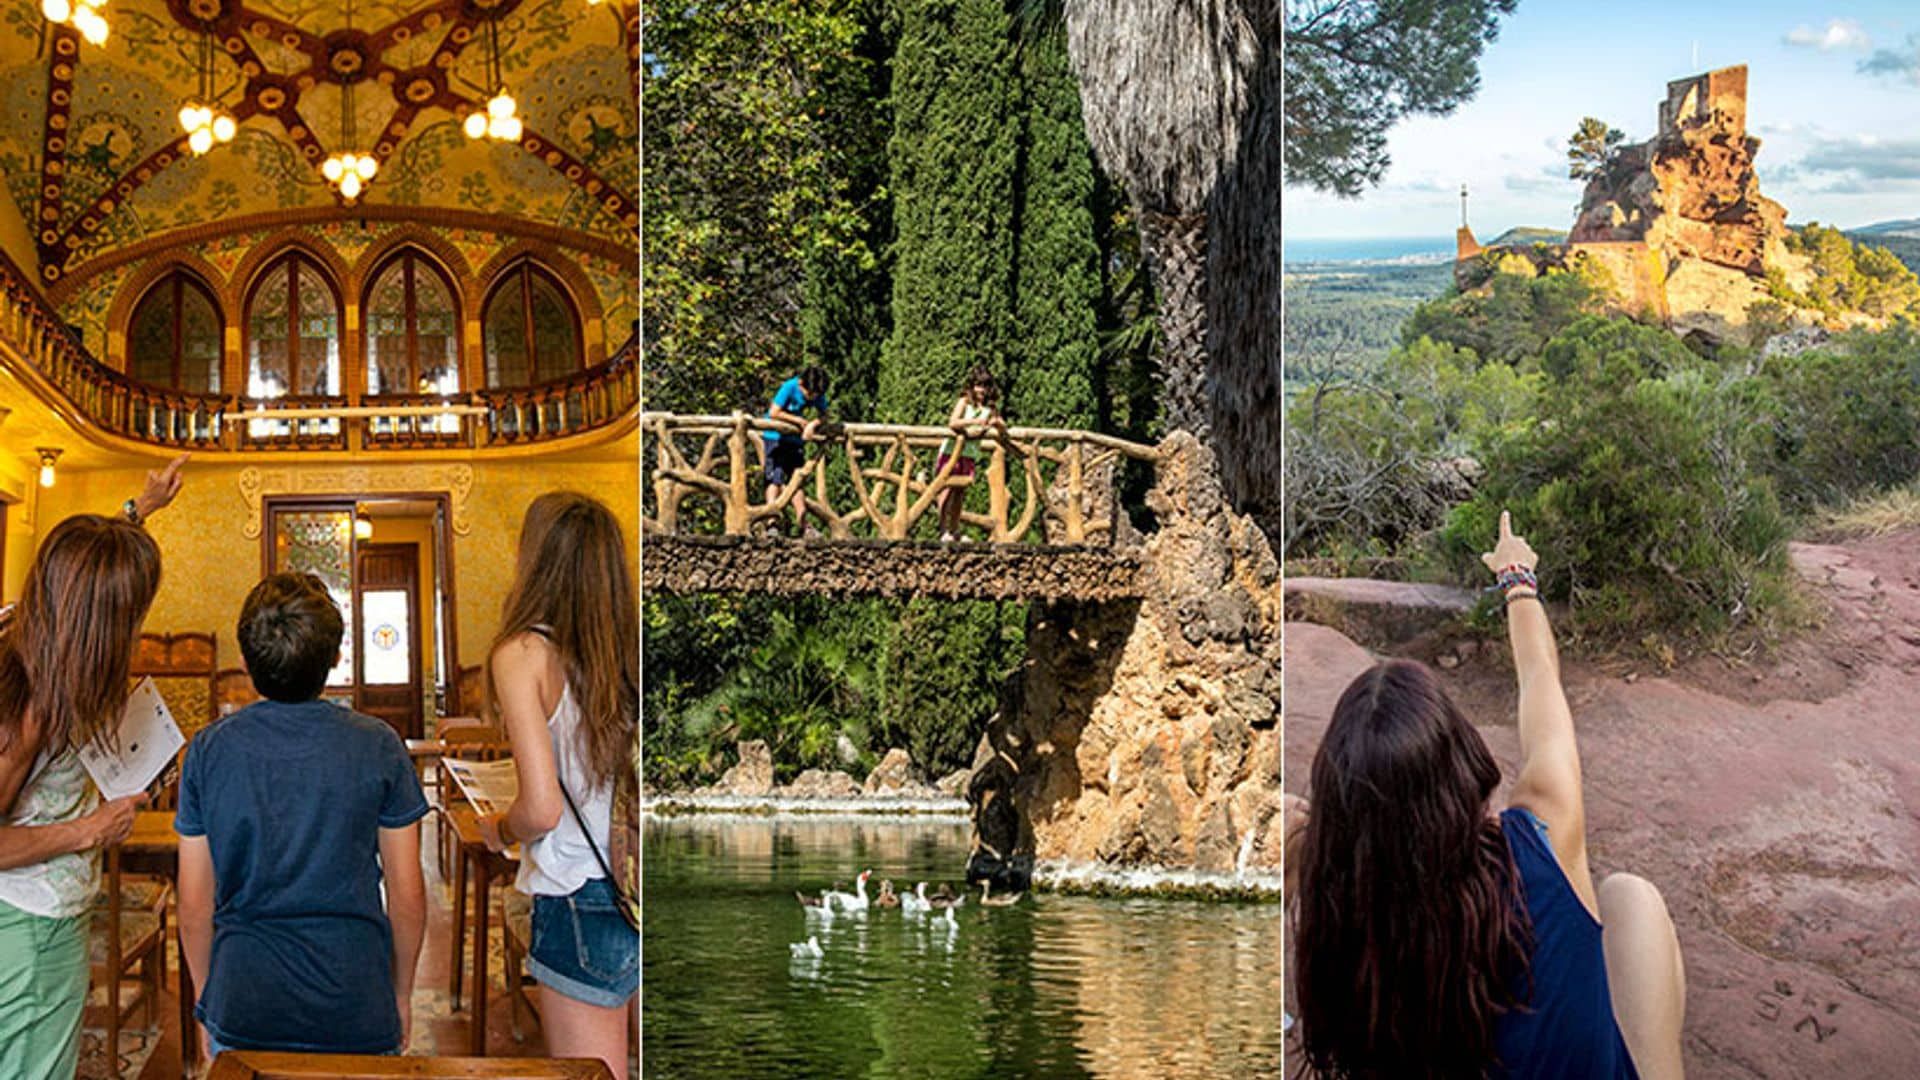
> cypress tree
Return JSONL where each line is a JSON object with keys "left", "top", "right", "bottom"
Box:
{"left": 1004, "top": 29, "right": 1101, "bottom": 429}
{"left": 879, "top": 0, "right": 1019, "bottom": 423}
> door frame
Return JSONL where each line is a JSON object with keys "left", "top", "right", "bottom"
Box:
{"left": 259, "top": 492, "right": 460, "bottom": 713}
{"left": 353, "top": 540, "right": 423, "bottom": 737}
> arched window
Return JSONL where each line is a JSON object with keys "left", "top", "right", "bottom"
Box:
{"left": 482, "top": 261, "right": 581, "bottom": 387}
{"left": 365, "top": 249, "right": 460, "bottom": 396}
{"left": 127, "top": 272, "right": 222, "bottom": 393}
{"left": 245, "top": 250, "right": 341, "bottom": 399}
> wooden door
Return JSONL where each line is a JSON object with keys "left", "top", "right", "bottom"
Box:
{"left": 354, "top": 542, "right": 421, "bottom": 738}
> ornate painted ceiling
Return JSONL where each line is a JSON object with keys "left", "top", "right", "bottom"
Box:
{"left": 0, "top": 0, "right": 637, "bottom": 286}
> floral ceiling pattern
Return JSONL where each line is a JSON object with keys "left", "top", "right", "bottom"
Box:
{"left": 0, "top": 0, "right": 637, "bottom": 284}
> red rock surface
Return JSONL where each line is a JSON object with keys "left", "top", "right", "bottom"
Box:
{"left": 1286, "top": 533, "right": 1920, "bottom": 1076}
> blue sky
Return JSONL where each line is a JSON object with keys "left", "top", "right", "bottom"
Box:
{"left": 1286, "top": 0, "right": 1920, "bottom": 238}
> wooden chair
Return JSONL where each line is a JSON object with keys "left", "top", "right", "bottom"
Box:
{"left": 432, "top": 726, "right": 509, "bottom": 876}
{"left": 501, "top": 889, "right": 541, "bottom": 1041}
{"left": 132, "top": 631, "right": 218, "bottom": 740}
{"left": 454, "top": 665, "right": 488, "bottom": 720}
{"left": 89, "top": 847, "right": 169, "bottom": 1079}
{"left": 214, "top": 667, "right": 262, "bottom": 716}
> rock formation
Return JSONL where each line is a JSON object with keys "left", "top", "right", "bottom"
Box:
{"left": 1458, "top": 65, "right": 1817, "bottom": 343}
{"left": 966, "top": 431, "right": 1282, "bottom": 889}
{"left": 706, "top": 739, "right": 774, "bottom": 796}
{"left": 1570, "top": 66, "right": 1790, "bottom": 274}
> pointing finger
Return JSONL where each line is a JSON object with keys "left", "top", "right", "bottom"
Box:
{"left": 1498, "top": 510, "right": 1512, "bottom": 541}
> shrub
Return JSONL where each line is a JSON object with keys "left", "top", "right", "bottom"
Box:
{"left": 1756, "top": 326, "right": 1920, "bottom": 506}
{"left": 1442, "top": 322, "right": 1793, "bottom": 644}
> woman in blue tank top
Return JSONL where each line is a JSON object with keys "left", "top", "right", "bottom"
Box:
{"left": 1287, "top": 512, "right": 1687, "bottom": 1079}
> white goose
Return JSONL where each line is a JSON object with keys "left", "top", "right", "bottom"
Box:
{"left": 790, "top": 935, "right": 824, "bottom": 958}
{"left": 901, "top": 881, "right": 931, "bottom": 916}
{"left": 825, "top": 869, "right": 873, "bottom": 913}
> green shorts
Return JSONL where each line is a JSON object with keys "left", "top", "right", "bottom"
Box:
{"left": 0, "top": 900, "right": 89, "bottom": 1080}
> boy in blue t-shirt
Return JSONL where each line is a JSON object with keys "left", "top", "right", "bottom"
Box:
{"left": 763, "top": 365, "right": 831, "bottom": 537}
{"left": 176, "top": 573, "right": 428, "bottom": 1056}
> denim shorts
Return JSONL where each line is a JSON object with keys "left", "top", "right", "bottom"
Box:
{"left": 527, "top": 877, "right": 638, "bottom": 1008}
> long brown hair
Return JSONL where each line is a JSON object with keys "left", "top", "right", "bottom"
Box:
{"left": 1294, "top": 660, "right": 1531, "bottom": 1079}
{"left": 489, "top": 492, "right": 637, "bottom": 789}
{"left": 0, "top": 514, "right": 161, "bottom": 758}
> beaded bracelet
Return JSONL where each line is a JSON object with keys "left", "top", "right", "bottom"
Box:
{"left": 1487, "top": 564, "right": 1538, "bottom": 596}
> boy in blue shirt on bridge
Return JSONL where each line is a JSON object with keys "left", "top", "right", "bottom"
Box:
{"left": 763, "top": 365, "right": 832, "bottom": 537}
{"left": 175, "top": 572, "right": 428, "bottom": 1057}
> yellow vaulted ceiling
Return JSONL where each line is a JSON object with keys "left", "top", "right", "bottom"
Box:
{"left": 0, "top": 0, "right": 637, "bottom": 286}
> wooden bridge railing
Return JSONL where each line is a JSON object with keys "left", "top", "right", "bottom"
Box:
{"left": 644, "top": 413, "right": 1160, "bottom": 546}
{"left": 0, "top": 245, "right": 636, "bottom": 453}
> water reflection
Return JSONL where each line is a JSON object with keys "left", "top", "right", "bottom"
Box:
{"left": 645, "top": 815, "right": 1285, "bottom": 1079}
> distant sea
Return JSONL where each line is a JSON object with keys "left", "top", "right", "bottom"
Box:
{"left": 1285, "top": 236, "right": 1454, "bottom": 265}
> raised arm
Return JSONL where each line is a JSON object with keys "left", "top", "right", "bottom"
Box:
{"left": 1483, "top": 511, "right": 1597, "bottom": 915}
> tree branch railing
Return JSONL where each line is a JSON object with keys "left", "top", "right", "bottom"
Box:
{"left": 644, "top": 412, "right": 1160, "bottom": 546}
{"left": 0, "top": 245, "right": 637, "bottom": 452}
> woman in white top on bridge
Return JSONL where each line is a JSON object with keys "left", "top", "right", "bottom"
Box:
{"left": 937, "top": 364, "right": 1008, "bottom": 543}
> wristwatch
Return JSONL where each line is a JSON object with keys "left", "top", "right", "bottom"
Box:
{"left": 121, "top": 499, "right": 142, "bottom": 526}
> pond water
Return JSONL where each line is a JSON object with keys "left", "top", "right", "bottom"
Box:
{"left": 643, "top": 815, "right": 1285, "bottom": 1079}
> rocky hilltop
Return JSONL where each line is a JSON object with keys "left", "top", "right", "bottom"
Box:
{"left": 1458, "top": 65, "right": 1820, "bottom": 342}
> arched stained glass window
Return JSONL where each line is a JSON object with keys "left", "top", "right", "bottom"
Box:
{"left": 366, "top": 249, "right": 460, "bottom": 396}
{"left": 482, "top": 261, "right": 581, "bottom": 387}
{"left": 246, "top": 251, "right": 341, "bottom": 399}
{"left": 127, "top": 272, "right": 221, "bottom": 392}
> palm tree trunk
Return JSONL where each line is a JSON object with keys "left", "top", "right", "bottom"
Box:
{"left": 1137, "top": 208, "right": 1211, "bottom": 439}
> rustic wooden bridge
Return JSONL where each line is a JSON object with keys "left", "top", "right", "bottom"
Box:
{"left": 641, "top": 412, "right": 1163, "bottom": 601}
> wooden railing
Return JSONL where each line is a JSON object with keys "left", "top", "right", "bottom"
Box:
{"left": 0, "top": 248, "right": 637, "bottom": 452}
{"left": 644, "top": 413, "right": 1160, "bottom": 546}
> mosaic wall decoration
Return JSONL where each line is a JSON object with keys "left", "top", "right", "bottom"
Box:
{"left": 0, "top": 0, "right": 638, "bottom": 285}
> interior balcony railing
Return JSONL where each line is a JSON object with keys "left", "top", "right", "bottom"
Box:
{"left": 644, "top": 412, "right": 1161, "bottom": 547}
{"left": 0, "top": 251, "right": 636, "bottom": 453}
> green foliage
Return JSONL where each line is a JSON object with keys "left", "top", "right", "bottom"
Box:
{"left": 1755, "top": 326, "right": 1920, "bottom": 506}
{"left": 1401, "top": 269, "right": 1603, "bottom": 365}
{"left": 1443, "top": 329, "right": 1792, "bottom": 643}
{"left": 1772, "top": 223, "right": 1920, "bottom": 320}
{"left": 1566, "top": 117, "right": 1625, "bottom": 180}
{"left": 1284, "top": 0, "right": 1519, "bottom": 195}
{"left": 642, "top": 0, "right": 884, "bottom": 413}
{"left": 642, "top": 595, "right": 1023, "bottom": 788}
{"left": 646, "top": 0, "right": 1147, "bottom": 788}
{"left": 879, "top": 0, "right": 1102, "bottom": 427}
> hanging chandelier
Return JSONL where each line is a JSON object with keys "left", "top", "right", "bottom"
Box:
{"left": 462, "top": 10, "right": 521, "bottom": 142}
{"left": 322, "top": 0, "right": 378, "bottom": 201}
{"left": 41, "top": 0, "right": 108, "bottom": 46}
{"left": 179, "top": 21, "right": 237, "bottom": 156}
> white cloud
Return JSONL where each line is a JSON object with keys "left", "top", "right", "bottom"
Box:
{"left": 1785, "top": 18, "right": 1872, "bottom": 52}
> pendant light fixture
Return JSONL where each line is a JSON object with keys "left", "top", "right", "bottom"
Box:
{"left": 462, "top": 8, "right": 521, "bottom": 142}
{"left": 322, "top": 0, "right": 378, "bottom": 201}
{"left": 179, "top": 19, "right": 238, "bottom": 156}
{"left": 42, "top": 0, "right": 107, "bottom": 46}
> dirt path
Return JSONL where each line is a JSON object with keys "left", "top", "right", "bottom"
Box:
{"left": 1284, "top": 536, "right": 1920, "bottom": 1078}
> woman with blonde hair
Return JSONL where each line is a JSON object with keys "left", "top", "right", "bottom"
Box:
{"left": 0, "top": 456, "right": 185, "bottom": 1078}
{"left": 479, "top": 491, "right": 638, "bottom": 1077}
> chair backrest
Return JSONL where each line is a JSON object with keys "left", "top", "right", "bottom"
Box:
{"left": 440, "top": 724, "right": 510, "bottom": 761}
{"left": 455, "top": 664, "right": 488, "bottom": 718}
{"left": 214, "top": 668, "right": 261, "bottom": 715}
{"left": 131, "top": 632, "right": 218, "bottom": 742}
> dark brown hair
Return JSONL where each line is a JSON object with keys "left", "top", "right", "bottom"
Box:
{"left": 0, "top": 514, "right": 161, "bottom": 756}
{"left": 238, "top": 573, "right": 345, "bottom": 703}
{"left": 488, "top": 492, "right": 637, "bottom": 789}
{"left": 1294, "top": 660, "right": 1531, "bottom": 1079}
{"left": 964, "top": 363, "right": 998, "bottom": 404}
